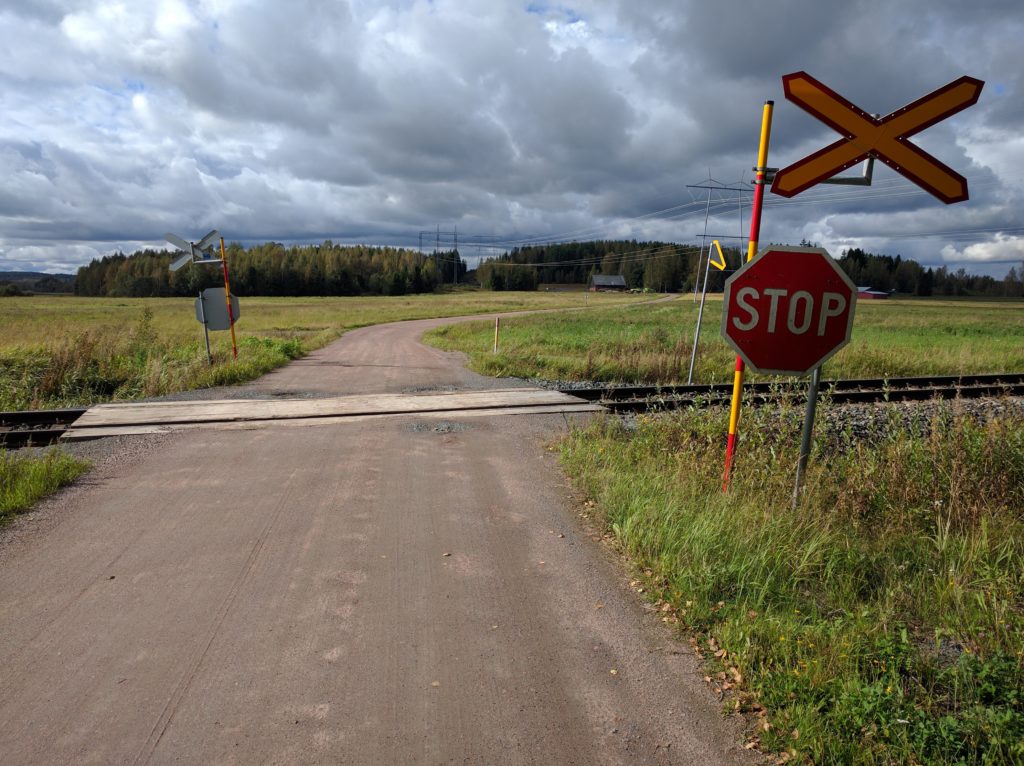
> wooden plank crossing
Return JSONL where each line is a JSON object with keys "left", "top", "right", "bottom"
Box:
{"left": 62, "top": 388, "right": 602, "bottom": 440}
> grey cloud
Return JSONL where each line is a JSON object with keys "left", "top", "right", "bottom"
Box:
{"left": 0, "top": 0, "right": 1020, "bottom": 278}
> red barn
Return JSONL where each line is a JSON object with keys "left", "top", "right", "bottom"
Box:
{"left": 857, "top": 286, "right": 890, "bottom": 300}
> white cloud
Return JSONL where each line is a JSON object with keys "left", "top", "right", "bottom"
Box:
{"left": 0, "top": 0, "right": 1022, "bottom": 277}
{"left": 942, "top": 234, "right": 1024, "bottom": 264}
{"left": 962, "top": 127, "right": 1024, "bottom": 187}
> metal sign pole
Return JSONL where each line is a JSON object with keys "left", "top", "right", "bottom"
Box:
{"left": 692, "top": 187, "right": 713, "bottom": 302}
{"left": 220, "top": 237, "right": 238, "bottom": 360}
{"left": 687, "top": 240, "right": 722, "bottom": 384}
{"left": 493, "top": 316, "right": 500, "bottom": 353}
{"left": 197, "top": 291, "right": 212, "bottom": 365}
{"left": 723, "top": 100, "right": 774, "bottom": 492}
{"left": 792, "top": 366, "right": 821, "bottom": 509}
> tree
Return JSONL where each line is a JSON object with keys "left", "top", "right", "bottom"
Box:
{"left": 916, "top": 267, "right": 934, "bottom": 296}
{"left": 1004, "top": 266, "right": 1023, "bottom": 298}
{"left": 487, "top": 269, "right": 507, "bottom": 291}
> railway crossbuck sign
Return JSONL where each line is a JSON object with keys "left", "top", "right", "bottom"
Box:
{"left": 770, "top": 71, "right": 984, "bottom": 203}
{"left": 721, "top": 246, "right": 856, "bottom": 376}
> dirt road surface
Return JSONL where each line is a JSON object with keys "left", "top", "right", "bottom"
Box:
{"left": 0, "top": 312, "right": 755, "bottom": 764}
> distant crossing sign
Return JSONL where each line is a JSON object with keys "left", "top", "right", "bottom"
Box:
{"left": 165, "top": 230, "right": 221, "bottom": 270}
{"left": 771, "top": 71, "right": 984, "bottom": 203}
{"left": 163, "top": 230, "right": 239, "bottom": 363}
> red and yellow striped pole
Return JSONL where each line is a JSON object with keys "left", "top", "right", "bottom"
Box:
{"left": 723, "top": 99, "right": 774, "bottom": 492}
{"left": 220, "top": 237, "right": 238, "bottom": 360}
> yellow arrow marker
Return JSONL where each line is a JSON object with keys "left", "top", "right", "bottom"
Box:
{"left": 710, "top": 240, "right": 726, "bottom": 271}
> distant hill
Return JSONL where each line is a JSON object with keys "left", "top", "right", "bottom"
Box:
{"left": 0, "top": 271, "right": 76, "bottom": 294}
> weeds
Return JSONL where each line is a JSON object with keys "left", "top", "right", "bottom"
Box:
{"left": 0, "top": 326, "right": 311, "bottom": 409}
{"left": 561, "top": 403, "right": 1024, "bottom": 764}
{"left": 0, "top": 448, "right": 89, "bottom": 521}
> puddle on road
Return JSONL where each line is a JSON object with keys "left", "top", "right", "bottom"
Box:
{"left": 407, "top": 421, "right": 471, "bottom": 434}
{"left": 402, "top": 385, "right": 459, "bottom": 394}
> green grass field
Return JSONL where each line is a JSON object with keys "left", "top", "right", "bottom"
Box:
{"left": 0, "top": 291, "right": 647, "bottom": 410}
{"left": 425, "top": 296, "right": 1024, "bottom": 383}
{"left": 0, "top": 290, "right": 643, "bottom": 523}
{"left": 564, "top": 404, "right": 1023, "bottom": 764}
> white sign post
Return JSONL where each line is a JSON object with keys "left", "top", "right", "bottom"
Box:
{"left": 195, "top": 288, "right": 240, "bottom": 331}
{"left": 166, "top": 231, "right": 241, "bottom": 364}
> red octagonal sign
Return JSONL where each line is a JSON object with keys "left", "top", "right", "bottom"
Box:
{"left": 721, "top": 246, "right": 857, "bottom": 375}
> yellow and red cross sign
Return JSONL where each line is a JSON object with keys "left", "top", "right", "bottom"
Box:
{"left": 771, "top": 71, "right": 984, "bottom": 204}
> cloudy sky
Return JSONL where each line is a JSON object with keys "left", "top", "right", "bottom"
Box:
{"left": 1, "top": 0, "right": 1022, "bottom": 276}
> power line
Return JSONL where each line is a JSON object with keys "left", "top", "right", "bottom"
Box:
{"left": 399, "top": 172, "right": 1008, "bottom": 267}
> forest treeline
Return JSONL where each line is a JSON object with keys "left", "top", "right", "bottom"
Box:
{"left": 74, "top": 241, "right": 466, "bottom": 297}
{"left": 478, "top": 240, "right": 1024, "bottom": 297}
{"left": 835, "top": 247, "right": 1022, "bottom": 297}
{"left": 475, "top": 240, "right": 704, "bottom": 292}
{"left": 73, "top": 239, "right": 702, "bottom": 297}
{"left": 69, "top": 239, "right": 1022, "bottom": 298}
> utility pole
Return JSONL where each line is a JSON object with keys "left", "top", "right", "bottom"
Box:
{"left": 685, "top": 178, "right": 753, "bottom": 301}
{"left": 694, "top": 186, "right": 712, "bottom": 302}
{"left": 418, "top": 227, "right": 503, "bottom": 286}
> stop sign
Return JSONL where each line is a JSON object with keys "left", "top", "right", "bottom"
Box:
{"left": 721, "top": 246, "right": 856, "bottom": 375}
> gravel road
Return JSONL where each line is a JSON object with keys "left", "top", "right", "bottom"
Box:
{"left": 0, "top": 309, "right": 755, "bottom": 765}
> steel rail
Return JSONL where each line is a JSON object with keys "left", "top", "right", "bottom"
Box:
{"left": 564, "top": 374, "right": 1024, "bottom": 414}
{"left": 562, "top": 373, "right": 1024, "bottom": 402}
{"left": 3, "top": 374, "right": 1023, "bottom": 446}
{"left": 0, "top": 408, "right": 88, "bottom": 448}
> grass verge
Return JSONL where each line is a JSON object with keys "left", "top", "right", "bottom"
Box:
{"left": 425, "top": 297, "right": 1024, "bottom": 383}
{"left": 561, "top": 403, "right": 1024, "bottom": 764}
{"left": 1, "top": 448, "right": 90, "bottom": 522}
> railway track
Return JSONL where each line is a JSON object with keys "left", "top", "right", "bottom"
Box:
{"left": 0, "top": 408, "right": 88, "bottom": 449}
{"left": 2, "top": 374, "right": 1022, "bottom": 447}
{"left": 560, "top": 372, "right": 1024, "bottom": 414}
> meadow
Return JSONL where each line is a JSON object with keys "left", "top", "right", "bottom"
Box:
{"left": 0, "top": 289, "right": 639, "bottom": 527}
{"left": 0, "top": 290, "right": 646, "bottom": 410}
{"left": 429, "top": 295, "right": 1024, "bottom": 763}
{"left": 563, "top": 403, "right": 1023, "bottom": 764}
{"left": 424, "top": 296, "right": 1024, "bottom": 383}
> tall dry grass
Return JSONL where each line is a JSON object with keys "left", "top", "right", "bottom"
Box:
{"left": 562, "top": 402, "right": 1024, "bottom": 764}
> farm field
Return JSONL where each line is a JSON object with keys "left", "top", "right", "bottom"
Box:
{"left": 425, "top": 296, "right": 1024, "bottom": 383}
{"left": 428, "top": 296, "right": 1024, "bottom": 764}
{"left": 0, "top": 291, "right": 647, "bottom": 411}
{"left": 0, "top": 290, "right": 645, "bottom": 527}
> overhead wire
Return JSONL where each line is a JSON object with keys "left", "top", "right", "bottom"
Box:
{"left": 415, "top": 170, "right": 1015, "bottom": 270}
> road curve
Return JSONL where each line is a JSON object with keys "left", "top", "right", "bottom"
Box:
{"left": 0, "top": 304, "right": 755, "bottom": 765}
